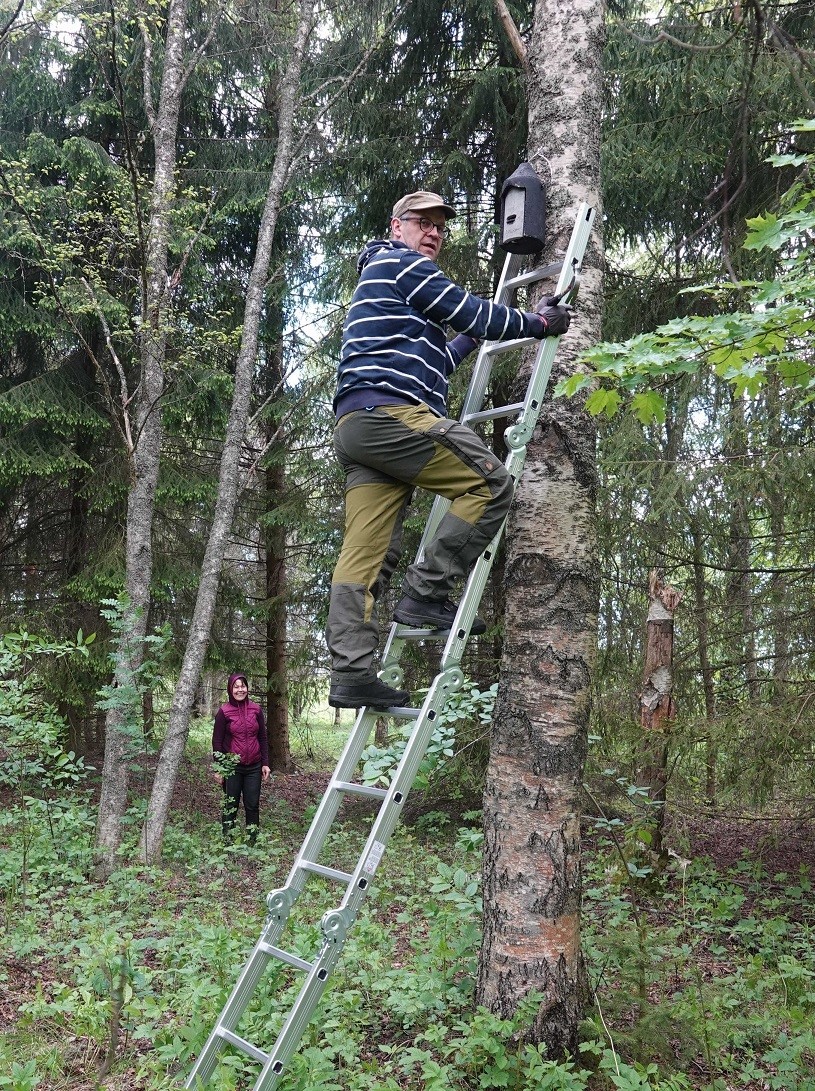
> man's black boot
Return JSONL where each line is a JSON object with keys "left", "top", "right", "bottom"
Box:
{"left": 393, "top": 594, "right": 486, "bottom": 636}
{"left": 329, "top": 675, "right": 410, "bottom": 710}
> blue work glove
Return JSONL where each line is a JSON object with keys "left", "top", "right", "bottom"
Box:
{"left": 535, "top": 295, "right": 572, "bottom": 336}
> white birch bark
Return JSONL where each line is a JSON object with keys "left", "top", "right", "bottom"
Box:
{"left": 138, "top": 0, "right": 315, "bottom": 863}
{"left": 477, "top": 0, "right": 605, "bottom": 1057}
{"left": 94, "top": 0, "right": 189, "bottom": 877}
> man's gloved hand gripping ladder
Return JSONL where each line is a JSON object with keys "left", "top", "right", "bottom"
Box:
{"left": 186, "top": 202, "right": 595, "bottom": 1091}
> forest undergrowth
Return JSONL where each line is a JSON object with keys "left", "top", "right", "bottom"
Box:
{"left": 1, "top": 725, "right": 814, "bottom": 1091}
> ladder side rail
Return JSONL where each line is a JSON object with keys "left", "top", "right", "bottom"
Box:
{"left": 186, "top": 861, "right": 332, "bottom": 1091}
{"left": 186, "top": 928, "right": 281, "bottom": 1088}
{"left": 254, "top": 938, "right": 344, "bottom": 1091}
{"left": 379, "top": 625, "right": 408, "bottom": 679}
{"left": 429, "top": 388, "right": 548, "bottom": 672}
{"left": 263, "top": 705, "right": 382, "bottom": 932}
{"left": 506, "top": 204, "right": 596, "bottom": 451}
{"left": 458, "top": 251, "right": 526, "bottom": 420}
{"left": 334, "top": 669, "right": 465, "bottom": 924}
{"left": 255, "top": 670, "right": 464, "bottom": 1089}
{"left": 413, "top": 493, "right": 452, "bottom": 569}
{"left": 439, "top": 523, "right": 505, "bottom": 672}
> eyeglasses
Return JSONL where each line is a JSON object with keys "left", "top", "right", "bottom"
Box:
{"left": 399, "top": 215, "right": 449, "bottom": 239}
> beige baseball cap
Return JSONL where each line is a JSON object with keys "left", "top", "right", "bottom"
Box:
{"left": 391, "top": 190, "right": 456, "bottom": 220}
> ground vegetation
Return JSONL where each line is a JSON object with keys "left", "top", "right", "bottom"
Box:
{"left": 0, "top": 637, "right": 813, "bottom": 1089}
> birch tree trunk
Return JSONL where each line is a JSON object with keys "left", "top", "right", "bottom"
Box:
{"left": 94, "top": 0, "right": 188, "bottom": 877}
{"left": 477, "top": 0, "right": 604, "bottom": 1057}
{"left": 139, "top": 0, "right": 314, "bottom": 863}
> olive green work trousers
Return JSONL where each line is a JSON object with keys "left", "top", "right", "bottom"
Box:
{"left": 326, "top": 402, "right": 514, "bottom": 681}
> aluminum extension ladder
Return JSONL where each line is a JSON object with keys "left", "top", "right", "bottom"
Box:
{"left": 186, "top": 202, "right": 595, "bottom": 1091}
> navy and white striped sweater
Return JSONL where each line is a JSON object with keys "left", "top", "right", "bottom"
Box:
{"left": 335, "top": 239, "right": 545, "bottom": 419}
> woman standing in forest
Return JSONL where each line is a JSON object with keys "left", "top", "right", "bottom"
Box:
{"left": 212, "top": 673, "right": 270, "bottom": 844}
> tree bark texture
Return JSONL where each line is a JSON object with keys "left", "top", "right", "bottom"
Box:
{"left": 766, "top": 377, "right": 789, "bottom": 703}
{"left": 95, "top": 0, "right": 188, "bottom": 876}
{"left": 266, "top": 441, "right": 291, "bottom": 773}
{"left": 637, "top": 570, "right": 681, "bottom": 856}
{"left": 725, "top": 392, "right": 759, "bottom": 702}
{"left": 139, "top": 0, "right": 315, "bottom": 862}
{"left": 477, "top": 0, "right": 604, "bottom": 1058}
{"left": 688, "top": 517, "right": 717, "bottom": 804}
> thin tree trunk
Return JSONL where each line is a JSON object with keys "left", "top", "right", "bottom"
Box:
{"left": 637, "top": 569, "right": 681, "bottom": 859}
{"left": 766, "top": 377, "right": 789, "bottom": 703}
{"left": 139, "top": 0, "right": 315, "bottom": 863}
{"left": 62, "top": 399, "right": 92, "bottom": 755}
{"left": 688, "top": 515, "right": 717, "bottom": 805}
{"left": 94, "top": 0, "right": 188, "bottom": 877}
{"left": 266, "top": 433, "right": 291, "bottom": 773}
{"left": 477, "top": 0, "right": 603, "bottom": 1057}
{"left": 261, "top": 311, "right": 291, "bottom": 773}
{"left": 725, "top": 390, "right": 759, "bottom": 701}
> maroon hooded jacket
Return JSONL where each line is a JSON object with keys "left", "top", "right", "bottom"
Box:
{"left": 212, "top": 673, "right": 269, "bottom": 767}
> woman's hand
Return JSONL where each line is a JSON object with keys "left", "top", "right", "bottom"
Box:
{"left": 212, "top": 771, "right": 224, "bottom": 785}
{"left": 262, "top": 765, "right": 271, "bottom": 781}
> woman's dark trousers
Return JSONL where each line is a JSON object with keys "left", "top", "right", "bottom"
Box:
{"left": 222, "top": 761, "right": 262, "bottom": 844}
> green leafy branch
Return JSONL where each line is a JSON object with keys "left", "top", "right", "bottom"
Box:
{"left": 94, "top": 595, "right": 172, "bottom": 755}
{"left": 557, "top": 119, "right": 815, "bottom": 424}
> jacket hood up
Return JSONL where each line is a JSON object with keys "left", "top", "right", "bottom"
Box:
{"left": 227, "top": 673, "right": 249, "bottom": 703}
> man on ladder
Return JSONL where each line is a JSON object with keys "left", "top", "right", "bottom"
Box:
{"left": 186, "top": 189, "right": 593, "bottom": 1091}
{"left": 327, "top": 189, "right": 572, "bottom": 711}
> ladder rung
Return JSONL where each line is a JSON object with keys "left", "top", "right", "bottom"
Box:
{"left": 216, "top": 1027, "right": 270, "bottom": 1064}
{"left": 463, "top": 402, "right": 524, "bottom": 424}
{"left": 300, "top": 859, "right": 354, "bottom": 883}
{"left": 334, "top": 780, "right": 388, "bottom": 800}
{"left": 386, "top": 706, "right": 421, "bottom": 719}
{"left": 504, "top": 260, "right": 563, "bottom": 290}
{"left": 483, "top": 337, "right": 537, "bottom": 357}
{"left": 258, "top": 941, "right": 314, "bottom": 972}
{"left": 394, "top": 624, "right": 448, "bottom": 640}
